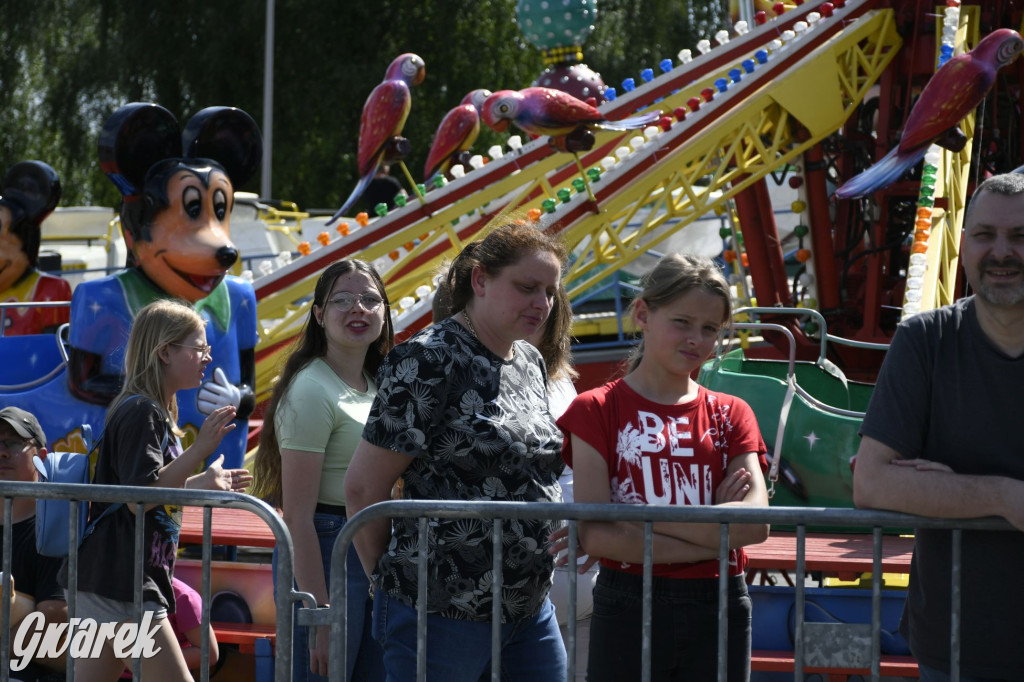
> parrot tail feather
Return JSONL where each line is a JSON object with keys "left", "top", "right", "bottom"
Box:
{"left": 597, "top": 110, "right": 663, "bottom": 131}
{"left": 834, "top": 145, "right": 928, "bottom": 200}
{"left": 326, "top": 172, "right": 375, "bottom": 226}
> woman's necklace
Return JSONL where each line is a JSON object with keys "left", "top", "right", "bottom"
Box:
{"left": 462, "top": 309, "right": 479, "bottom": 338}
{"left": 462, "top": 309, "right": 514, "bottom": 359}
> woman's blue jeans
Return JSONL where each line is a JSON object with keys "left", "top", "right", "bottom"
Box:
{"left": 587, "top": 567, "right": 752, "bottom": 682}
{"left": 272, "top": 511, "right": 384, "bottom": 682}
{"left": 372, "top": 591, "right": 566, "bottom": 682}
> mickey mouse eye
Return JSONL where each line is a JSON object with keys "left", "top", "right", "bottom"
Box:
{"left": 183, "top": 186, "right": 202, "bottom": 219}
{"left": 212, "top": 189, "right": 228, "bottom": 221}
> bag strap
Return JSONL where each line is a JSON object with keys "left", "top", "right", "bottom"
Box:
{"left": 766, "top": 374, "right": 796, "bottom": 500}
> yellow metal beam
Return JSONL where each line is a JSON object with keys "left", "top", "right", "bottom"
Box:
{"left": 252, "top": 7, "right": 901, "bottom": 401}
{"left": 916, "top": 5, "right": 980, "bottom": 313}
{"left": 561, "top": 9, "right": 902, "bottom": 301}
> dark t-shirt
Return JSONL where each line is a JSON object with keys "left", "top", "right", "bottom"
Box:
{"left": 2, "top": 517, "right": 64, "bottom": 604}
{"left": 362, "top": 317, "right": 564, "bottom": 622}
{"left": 74, "top": 395, "right": 184, "bottom": 610}
{"left": 3, "top": 518, "right": 64, "bottom": 682}
{"left": 860, "top": 297, "right": 1024, "bottom": 678}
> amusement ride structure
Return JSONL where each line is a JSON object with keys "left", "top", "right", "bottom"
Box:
{"left": 4, "top": 0, "right": 1023, "bottom": 509}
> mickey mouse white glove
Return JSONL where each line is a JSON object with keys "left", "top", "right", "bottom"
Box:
{"left": 197, "top": 367, "right": 241, "bottom": 415}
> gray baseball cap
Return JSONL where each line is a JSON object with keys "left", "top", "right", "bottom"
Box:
{"left": 0, "top": 407, "right": 47, "bottom": 447}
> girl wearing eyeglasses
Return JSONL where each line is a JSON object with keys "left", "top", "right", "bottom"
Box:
{"left": 73, "top": 299, "right": 251, "bottom": 681}
{"left": 252, "top": 259, "right": 394, "bottom": 682}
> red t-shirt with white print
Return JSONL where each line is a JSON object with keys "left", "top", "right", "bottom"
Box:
{"left": 558, "top": 378, "right": 767, "bottom": 579}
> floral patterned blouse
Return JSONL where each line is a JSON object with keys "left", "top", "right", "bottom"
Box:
{"left": 362, "top": 317, "right": 564, "bottom": 622}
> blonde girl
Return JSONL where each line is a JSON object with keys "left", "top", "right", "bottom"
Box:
{"left": 74, "top": 298, "right": 250, "bottom": 681}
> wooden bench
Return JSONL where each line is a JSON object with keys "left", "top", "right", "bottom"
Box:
{"left": 180, "top": 506, "right": 277, "bottom": 548}
{"left": 751, "top": 649, "right": 919, "bottom": 679}
{"left": 746, "top": 531, "right": 914, "bottom": 582}
{"left": 211, "top": 622, "right": 275, "bottom": 682}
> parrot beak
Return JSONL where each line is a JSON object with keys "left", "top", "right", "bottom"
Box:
{"left": 488, "top": 118, "right": 510, "bottom": 133}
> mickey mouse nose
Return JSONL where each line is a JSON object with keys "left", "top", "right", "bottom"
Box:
{"left": 216, "top": 246, "right": 238, "bottom": 268}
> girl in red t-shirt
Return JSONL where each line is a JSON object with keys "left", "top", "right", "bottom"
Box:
{"left": 557, "top": 253, "right": 769, "bottom": 681}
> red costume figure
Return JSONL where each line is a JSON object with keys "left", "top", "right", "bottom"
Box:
{"left": 0, "top": 161, "right": 71, "bottom": 336}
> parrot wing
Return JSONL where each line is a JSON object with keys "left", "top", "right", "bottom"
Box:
{"left": 423, "top": 104, "right": 480, "bottom": 179}
{"left": 898, "top": 56, "right": 991, "bottom": 153}
{"left": 594, "top": 110, "right": 663, "bottom": 131}
{"left": 357, "top": 80, "right": 412, "bottom": 176}
{"left": 834, "top": 144, "right": 929, "bottom": 200}
{"left": 326, "top": 171, "right": 375, "bottom": 226}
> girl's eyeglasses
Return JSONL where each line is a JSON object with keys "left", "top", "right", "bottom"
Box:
{"left": 171, "top": 343, "right": 213, "bottom": 358}
{"left": 327, "top": 293, "right": 385, "bottom": 313}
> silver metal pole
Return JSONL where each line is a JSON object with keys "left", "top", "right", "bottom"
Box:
{"left": 261, "top": 0, "right": 275, "bottom": 199}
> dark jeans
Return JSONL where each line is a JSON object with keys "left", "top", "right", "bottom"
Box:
{"left": 587, "top": 567, "right": 752, "bottom": 682}
{"left": 372, "top": 592, "right": 566, "bottom": 682}
{"left": 272, "top": 511, "right": 384, "bottom": 682}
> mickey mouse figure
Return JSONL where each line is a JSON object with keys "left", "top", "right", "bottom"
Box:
{"left": 67, "top": 103, "right": 262, "bottom": 469}
{"left": 0, "top": 161, "right": 71, "bottom": 336}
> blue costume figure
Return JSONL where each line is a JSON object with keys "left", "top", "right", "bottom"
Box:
{"left": 67, "top": 103, "right": 263, "bottom": 468}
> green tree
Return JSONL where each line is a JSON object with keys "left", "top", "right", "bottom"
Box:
{"left": 1, "top": 0, "right": 726, "bottom": 209}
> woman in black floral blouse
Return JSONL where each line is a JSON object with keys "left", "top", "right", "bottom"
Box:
{"left": 345, "top": 221, "right": 569, "bottom": 681}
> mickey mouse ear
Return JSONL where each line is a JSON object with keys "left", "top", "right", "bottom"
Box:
{"left": 98, "top": 103, "right": 180, "bottom": 197}
{"left": 182, "top": 107, "right": 263, "bottom": 189}
{"left": 0, "top": 161, "right": 62, "bottom": 224}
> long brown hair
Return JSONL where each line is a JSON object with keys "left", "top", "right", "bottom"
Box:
{"left": 440, "top": 221, "right": 574, "bottom": 380}
{"left": 250, "top": 260, "right": 394, "bottom": 507}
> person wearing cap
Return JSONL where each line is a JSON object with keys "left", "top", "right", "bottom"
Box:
{"left": 0, "top": 406, "right": 67, "bottom": 679}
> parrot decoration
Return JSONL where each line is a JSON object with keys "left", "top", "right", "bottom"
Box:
{"left": 482, "top": 87, "right": 661, "bottom": 202}
{"left": 327, "top": 53, "right": 426, "bottom": 225}
{"left": 836, "top": 28, "right": 1024, "bottom": 200}
{"left": 482, "top": 87, "right": 661, "bottom": 142}
{"left": 423, "top": 89, "right": 492, "bottom": 182}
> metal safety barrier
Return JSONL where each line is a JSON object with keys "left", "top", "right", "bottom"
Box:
{"left": 328, "top": 501, "right": 1010, "bottom": 682}
{"left": 0, "top": 481, "right": 294, "bottom": 682}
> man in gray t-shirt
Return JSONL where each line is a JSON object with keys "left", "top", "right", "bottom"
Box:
{"left": 853, "top": 172, "right": 1024, "bottom": 680}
